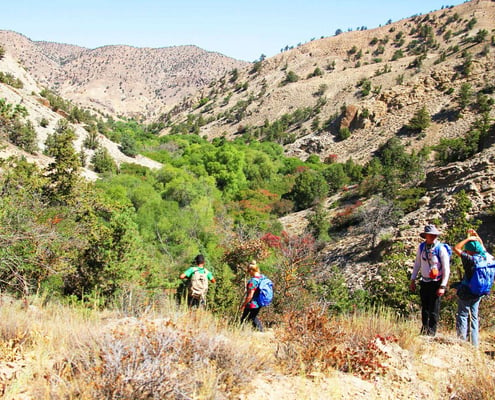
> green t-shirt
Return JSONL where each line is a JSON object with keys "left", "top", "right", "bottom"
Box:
{"left": 184, "top": 266, "right": 214, "bottom": 281}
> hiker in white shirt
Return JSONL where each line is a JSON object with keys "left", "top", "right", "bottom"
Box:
{"left": 410, "top": 225, "right": 450, "bottom": 336}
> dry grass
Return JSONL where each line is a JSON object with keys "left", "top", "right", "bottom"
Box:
{"left": 274, "top": 304, "right": 417, "bottom": 380}
{"left": 1, "top": 296, "right": 495, "bottom": 400}
{"left": 0, "top": 295, "right": 273, "bottom": 399}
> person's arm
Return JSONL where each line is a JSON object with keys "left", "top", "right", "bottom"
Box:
{"left": 410, "top": 246, "right": 422, "bottom": 291}
{"left": 240, "top": 288, "right": 256, "bottom": 310}
{"left": 468, "top": 229, "right": 485, "bottom": 250}
{"left": 454, "top": 236, "right": 480, "bottom": 256}
{"left": 180, "top": 267, "right": 194, "bottom": 280}
{"left": 206, "top": 270, "right": 216, "bottom": 283}
{"left": 438, "top": 246, "right": 450, "bottom": 295}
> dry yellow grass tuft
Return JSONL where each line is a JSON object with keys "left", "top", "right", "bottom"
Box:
{"left": 0, "top": 295, "right": 274, "bottom": 399}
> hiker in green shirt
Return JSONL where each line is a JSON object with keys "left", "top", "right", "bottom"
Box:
{"left": 180, "top": 254, "right": 216, "bottom": 307}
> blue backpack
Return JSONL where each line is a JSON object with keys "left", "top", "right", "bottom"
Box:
{"left": 462, "top": 254, "right": 495, "bottom": 296}
{"left": 256, "top": 275, "right": 274, "bottom": 307}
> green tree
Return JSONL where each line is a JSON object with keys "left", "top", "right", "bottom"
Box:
{"left": 9, "top": 120, "right": 38, "bottom": 153}
{"left": 338, "top": 127, "right": 351, "bottom": 140}
{"left": 120, "top": 133, "right": 138, "bottom": 157}
{"left": 311, "top": 265, "right": 365, "bottom": 314}
{"left": 306, "top": 203, "right": 330, "bottom": 241}
{"left": 0, "top": 160, "right": 52, "bottom": 297}
{"left": 92, "top": 147, "right": 118, "bottom": 174}
{"left": 476, "top": 94, "right": 494, "bottom": 113}
{"left": 204, "top": 144, "right": 247, "bottom": 198}
{"left": 83, "top": 128, "right": 99, "bottom": 150}
{"left": 229, "top": 68, "right": 239, "bottom": 83}
{"left": 458, "top": 83, "right": 473, "bottom": 111}
{"left": 40, "top": 117, "right": 49, "bottom": 128}
{"left": 359, "top": 79, "right": 372, "bottom": 97}
{"left": 44, "top": 120, "right": 81, "bottom": 203}
{"left": 63, "top": 201, "right": 147, "bottom": 300}
{"left": 460, "top": 52, "right": 473, "bottom": 77}
{"left": 474, "top": 29, "right": 488, "bottom": 43}
{"left": 466, "top": 17, "right": 477, "bottom": 30}
{"left": 365, "top": 243, "right": 416, "bottom": 316}
{"left": 406, "top": 106, "right": 431, "bottom": 132}
{"left": 287, "top": 169, "right": 329, "bottom": 211}
{"left": 322, "top": 163, "right": 349, "bottom": 193}
{"left": 283, "top": 71, "right": 299, "bottom": 84}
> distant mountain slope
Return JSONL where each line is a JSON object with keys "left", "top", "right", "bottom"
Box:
{"left": 0, "top": 30, "right": 249, "bottom": 118}
{"left": 1, "top": 0, "right": 493, "bottom": 174}
{"left": 0, "top": 51, "right": 162, "bottom": 178}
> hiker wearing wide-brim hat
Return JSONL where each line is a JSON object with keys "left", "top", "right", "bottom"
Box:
{"left": 410, "top": 224, "right": 451, "bottom": 336}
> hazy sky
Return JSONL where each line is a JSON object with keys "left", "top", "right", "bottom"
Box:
{"left": 1, "top": 0, "right": 466, "bottom": 62}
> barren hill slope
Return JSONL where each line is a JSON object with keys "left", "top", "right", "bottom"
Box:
{"left": 0, "top": 30, "right": 249, "bottom": 118}
{"left": 0, "top": 51, "right": 162, "bottom": 177}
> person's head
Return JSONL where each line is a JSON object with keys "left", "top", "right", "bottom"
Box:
{"left": 464, "top": 240, "right": 486, "bottom": 257}
{"left": 420, "top": 225, "right": 441, "bottom": 244}
{"left": 247, "top": 260, "right": 260, "bottom": 276}
{"left": 194, "top": 254, "right": 205, "bottom": 265}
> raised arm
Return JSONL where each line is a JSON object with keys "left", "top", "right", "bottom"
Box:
{"left": 454, "top": 235, "right": 481, "bottom": 256}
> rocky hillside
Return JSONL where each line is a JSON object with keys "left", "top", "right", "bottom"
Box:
{"left": 163, "top": 0, "right": 494, "bottom": 163}
{"left": 0, "top": 51, "right": 162, "bottom": 178}
{"left": 0, "top": 30, "right": 248, "bottom": 119}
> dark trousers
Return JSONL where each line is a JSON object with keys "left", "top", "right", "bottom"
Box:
{"left": 241, "top": 307, "right": 263, "bottom": 332}
{"left": 187, "top": 296, "right": 205, "bottom": 308}
{"left": 419, "top": 281, "right": 442, "bottom": 336}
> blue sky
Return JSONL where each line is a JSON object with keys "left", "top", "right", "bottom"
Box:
{"left": 1, "top": 0, "right": 466, "bottom": 62}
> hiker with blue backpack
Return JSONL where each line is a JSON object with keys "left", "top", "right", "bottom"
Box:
{"left": 240, "top": 260, "right": 273, "bottom": 332}
{"left": 410, "top": 225, "right": 451, "bottom": 336}
{"left": 453, "top": 229, "right": 495, "bottom": 346}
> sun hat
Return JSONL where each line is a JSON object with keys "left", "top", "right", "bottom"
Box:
{"left": 419, "top": 224, "right": 441, "bottom": 238}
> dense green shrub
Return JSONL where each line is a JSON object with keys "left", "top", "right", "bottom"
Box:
{"left": 8, "top": 120, "right": 38, "bottom": 153}
{"left": 406, "top": 106, "right": 431, "bottom": 132}
{"left": 91, "top": 147, "right": 118, "bottom": 174}
{"left": 365, "top": 243, "right": 417, "bottom": 316}
{"left": 285, "top": 169, "right": 329, "bottom": 211}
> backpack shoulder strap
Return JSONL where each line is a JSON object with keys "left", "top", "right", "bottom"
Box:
{"left": 431, "top": 242, "right": 447, "bottom": 257}
{"left": 253, "top": 275, "right": 263, "bottom": 289}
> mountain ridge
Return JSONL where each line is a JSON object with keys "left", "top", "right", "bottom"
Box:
{"left": 0, "top": 29, "right": 249, "bottom": 119}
